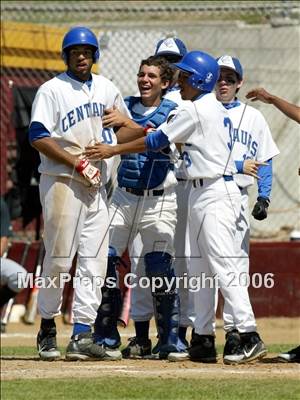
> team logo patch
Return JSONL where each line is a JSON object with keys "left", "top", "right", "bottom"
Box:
{"left": 205, "top": 72, "right": 213, "bottom": 83}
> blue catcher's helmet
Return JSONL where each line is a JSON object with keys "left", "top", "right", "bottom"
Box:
{"left": 174, "top": 51, "right": 220, "bottom": 92}
{"left": 155, "top": 37, "right": 187, "bottom": 59}
{"left": 216, "top": 55, "right": 243, "bottom": 80}
{"left": 62, "top": 26, "right": 100, "bottom": 63}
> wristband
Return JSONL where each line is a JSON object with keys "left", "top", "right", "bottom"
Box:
{"left": 76, "top": 158, "right": 89, "bottom": 173}
{"left": 143, "top": 126, "right": 152, "bottom": 135}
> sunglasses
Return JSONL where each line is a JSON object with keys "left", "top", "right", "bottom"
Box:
{"left": 217, "top": 77, "right": 238, "bottom": 85}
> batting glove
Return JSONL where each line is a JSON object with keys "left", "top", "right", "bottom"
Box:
{"left": 76, "top": 158, "right": 101, "bottom": 186}
{"left": 251, "top": 197, "right": 269, "bottom": 221}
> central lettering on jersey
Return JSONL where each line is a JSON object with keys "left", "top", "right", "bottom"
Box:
{"left": 62, "top": 102, "right": 105, "bottom": 132}
{"left": 227, "top": 127, "right": 258, "bottom": 157}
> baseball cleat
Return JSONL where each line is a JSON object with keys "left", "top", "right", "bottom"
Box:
{"left": 188, "top": 333, "right": 217, "bottom": 363}
{"left": 168, "top": 351, "right": 190, "bottom": 362}
{"left": 121, "top": 337, "right": 152, "bottom": 359}
{"left": 65, "top": 332, "right": 122, "bottom": 361}
{"left": 223, "top": 332, "right": 267, "bottom": 365}
{"left": 223, "top": 329, "right": 241, "bottom": 358}
{"left": 37, "top": 327, "right": 61, "bottom": 361}
{"left": 277, "top": 346, "right": 300, "bottom": 363}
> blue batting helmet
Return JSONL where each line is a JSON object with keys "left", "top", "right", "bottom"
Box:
{"left": 216, "top": 55, "right": 243, "bottom": 80}
{"left": 155, "top": 37, "right": 187, "bottom": 59}
{"left": 62, "top": 27, "right": 100, "bottom": 63}
{"left": 174, "top": 51, "right": 220, "bottom": 92}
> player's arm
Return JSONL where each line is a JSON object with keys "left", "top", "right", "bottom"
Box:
{"left": 84, "top": 130, "right": 170, "bottom": 160}
{"left": 29, "top": 122, "right": 100, "bottom": 186}
{"left": 29, "top": 123, "right": 78, "bottom": 168}
{"left": 246, "top": 88, "right": 300, "bottom": 124}
{"left": 103, "top": 107, "right": 140, "bottom": 131}
{"left": 251, "top": 158, "right": 273, "bottom": 221}
{"left": 236, "top": 159, "right": 268, "bottom": 179}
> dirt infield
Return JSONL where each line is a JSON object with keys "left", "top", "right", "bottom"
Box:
{"left": 1, "top": 317, "right": 299, "bottom": 381}
{"left": 2, "top": 357, "right": 300, "bottom": 381}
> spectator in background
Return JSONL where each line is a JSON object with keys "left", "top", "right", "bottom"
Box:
{"left": 0, "top": 196, "right": 27, "bottom": 333}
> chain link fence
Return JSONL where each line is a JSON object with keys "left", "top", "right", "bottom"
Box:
{"left": 1, "top": 1, "right": 300, "bottom": 238}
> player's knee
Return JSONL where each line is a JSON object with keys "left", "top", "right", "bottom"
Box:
{"left": 144, "top": 251, "right": 175, "bottom": 292}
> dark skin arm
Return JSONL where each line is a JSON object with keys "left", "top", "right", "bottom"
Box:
{"left": 31, "top": 137, "right": 81, "bottom": 168}
{"left": 246, "top": 87, "right": 300, "bottom": 124}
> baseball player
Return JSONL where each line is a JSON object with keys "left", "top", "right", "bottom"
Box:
{"left": 246, "top": 87, "right": 299, "bottom": 364}
{"left": 215, "top": 55, "right": 279, "bottom": 364}
{"left": 129, "top": 37, "right": 194, "bottom": 355}
{"left": 85, "top": 56, "right": 183, "bottom": 360}
{"left": 86, "top": 50, "right": 269, "bottom": 364}
{"left": 29, "top": 26, "right": 129, "bottom": 361}
{"left": 0, "top": 197, "right": 28, "bottom": 333}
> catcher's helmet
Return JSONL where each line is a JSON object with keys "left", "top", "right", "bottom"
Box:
{"left": 62, "top": 27, "right": 99, "bottom": 63}
{"left": 155, "top": 37, "right": 187, "bottom": 59}
{"left": 174, "top": 51, "right": 220, "bottom": 92}
{"left": 216, "top": 55, "right": 243, "bottom": 80}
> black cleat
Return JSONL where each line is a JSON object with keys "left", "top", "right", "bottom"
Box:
{"left": 66, "top": 332, "right": 122, "bottom": 361}
{"left": 121, "top": 337, "right": 152, "bottom": 359}
{"left": 37, "top": 327, "right": 61, "bottom": 361}
{"left": 188, "top": 333, "right": 217, "bottom": 363}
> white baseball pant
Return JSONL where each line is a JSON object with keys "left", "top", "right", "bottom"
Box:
{"left": 37, "top": 175, "right": 109, "bottom": 325}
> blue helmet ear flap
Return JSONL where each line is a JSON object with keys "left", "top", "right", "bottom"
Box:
{"left": 188, "top": 75, "right": 203, "bottom": 90}
{"left": 175, "top": 51, "right": 219, "bottom": 92}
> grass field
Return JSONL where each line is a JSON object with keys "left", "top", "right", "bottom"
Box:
{"left": 1, "top": 344, "right": 300, "bottom": 400}
{"left": 2, "top": 375, "right": 300, "bottom": 400}
{"left": 1, "top": 318, "right": 299, "bottom": 400}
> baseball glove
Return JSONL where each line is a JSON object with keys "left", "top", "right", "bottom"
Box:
{"left": 251, "top": 197, "right": 269, "bottom": 221}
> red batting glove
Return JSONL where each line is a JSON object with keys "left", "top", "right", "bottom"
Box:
{"left": 76, "top": 158, "right": 101, "bottom": 186}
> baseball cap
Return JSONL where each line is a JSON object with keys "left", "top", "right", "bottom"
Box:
{"left": 155, "top": 37, "right": 187, "bottom": 58}
{"left": 216, "top": 55, "right": 243, "bottom": 80}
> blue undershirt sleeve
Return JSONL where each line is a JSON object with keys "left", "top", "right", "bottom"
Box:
{"left": 257, "top": 158, "right": 273, "bottom": 200}
{"left": 235, "top": 160, "right": 244, "bottom": 174}
{"left": 29, "top": 121, "right": 51, "bottom": 144}
{"left": 145, "top": 130, "right": 170, "bottom": 152}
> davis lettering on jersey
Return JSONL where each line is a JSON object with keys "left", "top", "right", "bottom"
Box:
{"left": 227, "top": 127, "right": 258, "bottom": 157}
{"left": 62, "top": 102, "right": 105, "bottom": 132}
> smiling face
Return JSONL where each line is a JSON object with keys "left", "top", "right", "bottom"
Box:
{"left": 67, "top": 45, "right": 94, "bottom": 81}
{"left": 215, "top": 67, "right": 243, "bottom": 103}
{"left": 137, "top": 64, "right": 169, "bottom": 107}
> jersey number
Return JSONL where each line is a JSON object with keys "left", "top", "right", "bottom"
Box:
{"left": 224, "top": 117, "right": 233, "bottom": 150}
{"left": 182, "top": 151, "right": 192, "bottom": 168}
{"left": 102, "top": 128, "right": 113, "bottom": 144}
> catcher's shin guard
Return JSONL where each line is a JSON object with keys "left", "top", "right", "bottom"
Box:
{"left": 144, "top": 252, "right": 180, "bottom": 354}
{"left": 94, "top": 247, "right": 121, "bottom": 349}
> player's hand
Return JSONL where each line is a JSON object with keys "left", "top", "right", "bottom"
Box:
{"left": 243, "top": 160, "right": 268, "bottom": 179}
{"left": 83, "top": 143, "right": 117, "bottom": 160}
{"left": 245, "top": 88, "right": 273, "bottom": 104}
{"left": 251, "top": 197, "right": 269, "bottom": 220}
{"left": 102, "top": 107, "right": 129, "bottom": 128}
{"left": 75, "top": 158, "right": 101, "bottom": 186}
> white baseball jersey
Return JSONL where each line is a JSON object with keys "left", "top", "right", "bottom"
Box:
{"left": 30, "top": 72, "right": 130, "bottom": 185}
{"left": 160, "top": 93, "right": 237, "bottom": 179}
{"left": 228, "top": 102, "right": 280, "bottom": 188}
{"left": 164, "top": 88, "right": 191, "bottom": 180}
